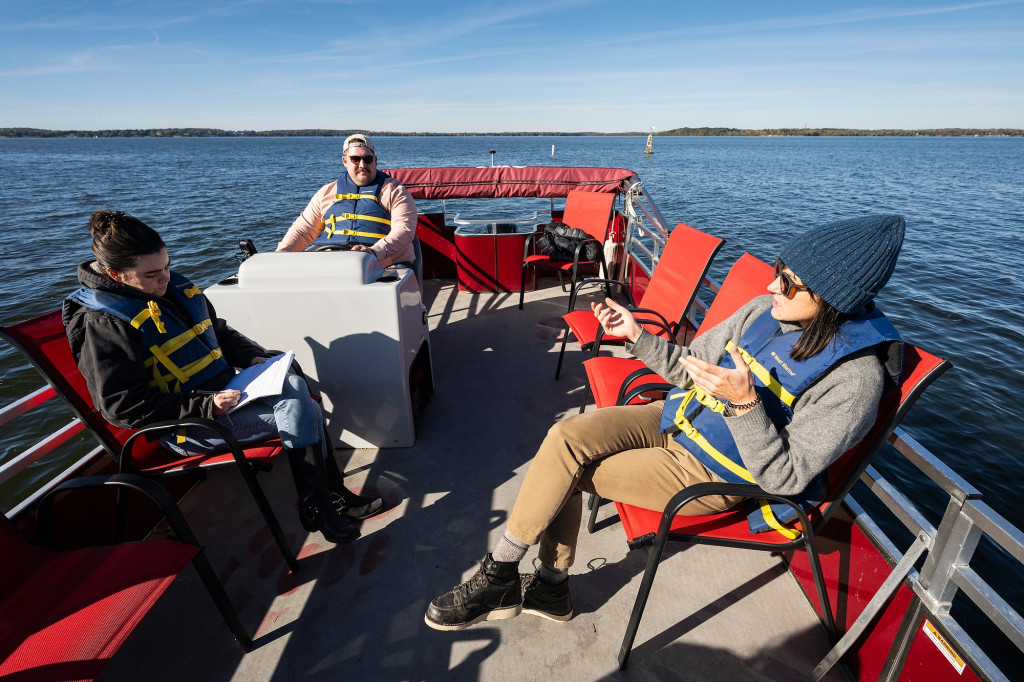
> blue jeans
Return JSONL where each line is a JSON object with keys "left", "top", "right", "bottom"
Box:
{"left": 159, "top": 373, "right": 323, "bottom": 456}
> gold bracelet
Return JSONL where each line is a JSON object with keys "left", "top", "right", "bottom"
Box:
{"left": 728, "top": 395, "right": 762, "bottom": 410}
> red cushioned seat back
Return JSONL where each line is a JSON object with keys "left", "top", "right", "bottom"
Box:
{"left": 560, "top": 190, "right": 616, "bottom": 242}
{"left": 635, "top": 223, "right": 724, "bottom": 334}
{"left": 694, "top": 252, "right": 774, "bottom": 337}
{"left": 0, "top": 310, "right": 173, "bottom": 471}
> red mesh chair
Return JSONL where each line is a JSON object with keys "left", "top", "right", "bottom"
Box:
{"left": 613, "top": 344, "right": 951, "bottom": 669}
{"left": 581, "top": 252, "right": 775, "bottom": 414}
{"left": 553, "top": 222, "right": 724, "bottom": 381}
{"left": 0, "top": 310, "right": 299, "bottom": 572}
{"left": 0, "top": 474, "right": 250, "bottom": 681}
{"left": 518, "top": 190, "right": 616, "bottom": 311}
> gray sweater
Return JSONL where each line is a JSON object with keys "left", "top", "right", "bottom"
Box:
{"left": 628, "top": 295, "right": 885, "bottom": 496}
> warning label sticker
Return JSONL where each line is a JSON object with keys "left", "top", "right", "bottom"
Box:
{"left": 923, "top": 618, "right": 966, "bottom": 675}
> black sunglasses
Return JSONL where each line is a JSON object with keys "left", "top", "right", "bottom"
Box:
{"left": 773, "top": 259, "right": 811, "bottom": 297}
{"left": 346, "top": 154, "right": 376, "bottom": 164}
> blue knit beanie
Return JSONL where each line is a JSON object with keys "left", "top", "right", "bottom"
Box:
{"left": 777, "top": 214, "right": 905, "bottom": 314}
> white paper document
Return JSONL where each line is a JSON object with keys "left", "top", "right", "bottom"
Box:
{"left": 224, "top": 350, "right": 294, "bottom": 413}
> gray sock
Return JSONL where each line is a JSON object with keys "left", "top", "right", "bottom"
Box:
{"left": 538, "top": 563, "right": 569, "bottom": 585}
{"left": 491, "top": 529, "right": 529, "bottom": 564}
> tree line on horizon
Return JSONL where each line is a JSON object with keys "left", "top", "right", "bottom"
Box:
{"left": 2, "top": 126, "right": 1021, "bottom": 138}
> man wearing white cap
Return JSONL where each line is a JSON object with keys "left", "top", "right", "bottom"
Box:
{"left": 277, "top": 134, "right": 418, "bottom": 268}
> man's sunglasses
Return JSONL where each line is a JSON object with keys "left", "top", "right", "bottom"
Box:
{"left": 347, "top": 154, "right": 376, "bottom": 164}
{"left": 773, "top": 259, "right": 811, "bottom": 297}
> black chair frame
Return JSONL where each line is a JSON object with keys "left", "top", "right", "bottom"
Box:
{"left": 518, "top": 231, "right": 611, "bottom": 311}
{"left": 121, "top": 419, "right": 299, "bottom": 573}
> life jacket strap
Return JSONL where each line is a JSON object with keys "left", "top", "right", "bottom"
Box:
{"left": 146, "top": 346, "right": 224, "bottom": 392}
{"left": 323, "top": 212, "right": 391, "bottom": 238}
{"left": 726, "top": 341, "right": 796, "bottom": 406}
{"left": 671, "top": 388, "right": 800, "bottom": 538}
{"left": 757, "top": 499, "right": 801, "bottom": 539}
{"left": 182, "top": 284, "right": 202, "bottom": 298}
{"left": 143, "top": 319, "right": 213, "bottom": 365}
{"left": 334, "top": 192, "right": 379, "bottom": 201}
{"left": 130, "top": 301, "right": 167, "bottom": 334}
{"left": 668, "top": 389, "right": 755, "bottom": 483}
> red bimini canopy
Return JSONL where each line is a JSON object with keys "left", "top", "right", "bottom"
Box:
{"left": 381, "top": 166, "right": 636, "bottom": 201}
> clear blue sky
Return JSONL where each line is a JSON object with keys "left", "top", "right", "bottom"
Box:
{"left": 1, "top": 0, "right": 1021, "bottom": 131}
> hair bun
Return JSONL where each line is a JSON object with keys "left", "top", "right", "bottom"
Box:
{"left": 89, "top": 209, "right": 119, "bottom": 240}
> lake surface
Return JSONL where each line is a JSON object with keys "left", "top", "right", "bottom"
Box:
{"left": 2, "top": 134, "right": 1023, "bottom": 655}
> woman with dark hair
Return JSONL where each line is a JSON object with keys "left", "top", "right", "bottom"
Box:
{"left": 425, "top": 214, "right": 906, "bottom": 631}
{"left": 64, "top": 210, "right": 383, "bottom": 544}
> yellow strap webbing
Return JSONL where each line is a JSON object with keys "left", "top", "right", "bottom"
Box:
{"left": 726, "top": 341, "right": 796, "bottom": 406}
{"left": 667, "top": 342, "right": 805, "bottom": 539}
{"left": 323, "top": 213, "right": 391, "bottom": 238}
{"left": 668, "top": 389, "right": 755, "bottom": 483}
{"left": 182, "top": 284, "right": 201, "bottom": 298}
{"left": 130, "top": 301, "right": 167, "bottom": 334}
{"left": 143, "top": 318, "right": 220, "bottom": 391}
{"left": 334, "top": 192, "right": 379, "bottom": 201}
{"left": 149, "top": 320, "right": 213, "bottom": 359}
{"left": 146, "top": 348, "right": 224, "bottom": 391}
{"left": 758, "top": 499, "right": 801, "bottom": 539}
{"left": 147, "top": 343, "right": 190, "bottom": 386}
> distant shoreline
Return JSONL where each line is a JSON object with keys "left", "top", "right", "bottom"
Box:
{"left": 1, "top": 126, "right": 1021, "bottom": 138}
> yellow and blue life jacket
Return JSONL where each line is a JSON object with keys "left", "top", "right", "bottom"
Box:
{"left": 310, "top": 171, "right": 392, "bottom": 250}
{"left": 66, "top": 272, "right": 230, "bottom": 394}
{"left": 659, "top": 306, "right": 902, "bottom": 537}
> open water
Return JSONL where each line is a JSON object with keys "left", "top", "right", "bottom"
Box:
{"left": 2, "top": 135, "right": 1023, "bottom": 662}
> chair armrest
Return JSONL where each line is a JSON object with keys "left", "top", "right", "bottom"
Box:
{"left": 571, "top": 237, "right": 602, "bottom": 264}
{"left": 36, "top": 473, "right": 202, "bottom": 549}
{"left": 521, "top": 230, "right": 545, "bottom": 260}
{"left": 619, "top": 382, "right": 674, "bottom": 407}
{"left": 617, "top": 366, "right": 661, "bottom": 394}
{"left": 626, "top": 307, "right": 673, "bottom": 332}
{"left": 650, "top": 481, "right": 814, "bottom": 548}
{"left": 120, "top": 418, "right": 249, "bottom": 473}
{"left": 567, "top": 277, "right": 636, "bottom": 311}
{"left": 594, "top": 315, "right": 672, "bottom": 351}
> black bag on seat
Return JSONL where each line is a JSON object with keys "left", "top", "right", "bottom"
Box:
{"left": 536, "top": 222, "right": 601, "bottom": 262}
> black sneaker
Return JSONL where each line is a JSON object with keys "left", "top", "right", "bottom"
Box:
{"left": 521, "top": 572, "right": 573, "bottom": 622}
{"left": 424, "top": 554, "right": 522, "bottom": 631}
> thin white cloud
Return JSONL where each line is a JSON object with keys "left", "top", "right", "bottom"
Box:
{"left": 146, "top": 0, "right": 263, "bottom": 30}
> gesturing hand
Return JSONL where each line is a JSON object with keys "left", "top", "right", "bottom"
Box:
{"left": 591, "top": 298, "right": 642, "bottom": 343}
{"left": 679, "top": 347, "right": 757, "bottom": 408}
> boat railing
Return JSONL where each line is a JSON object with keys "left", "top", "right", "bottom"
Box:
{"left": 824, "top": 426, "right": 1024, "bottom": 681}
{"left": 0, "top": 386, "right": 105, "bottom": 518}
{"left": 619, "top": 177, "right": 671, "bottom": 283}
{"left": 617, "top": 180, "right": 721, "bottom": 335}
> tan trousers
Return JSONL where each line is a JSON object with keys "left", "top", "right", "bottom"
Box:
{"left": 507, "top": 401, "right": 744, "bottom": 569}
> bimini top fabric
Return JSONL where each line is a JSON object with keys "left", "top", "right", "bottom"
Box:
{"left": 381, "top": 166, "right": 636, "bottom": 200}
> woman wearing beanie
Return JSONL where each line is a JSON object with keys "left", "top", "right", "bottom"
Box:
{"left": 64, "top": 210, "right": 384, "bottom": 544}
{"left": 425, "top": 214, "right": 906, "bottom": 631}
